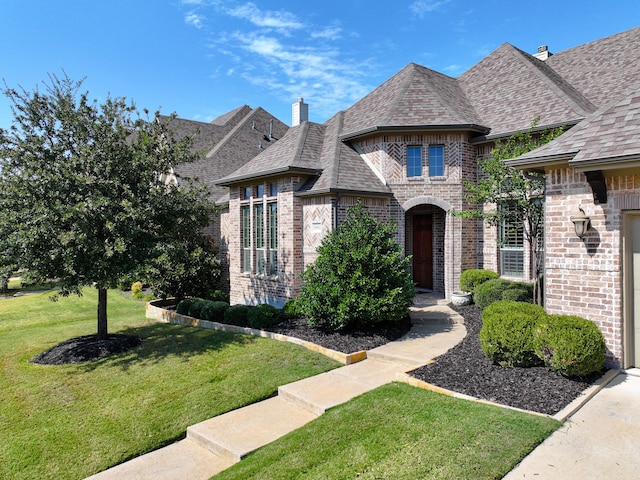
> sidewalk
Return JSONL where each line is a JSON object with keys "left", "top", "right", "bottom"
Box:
{"left": 86, "top": 297, "right": 466, "bottom": 480}
{"left": 503, "top": 368, "right": 640, "bottom": 480}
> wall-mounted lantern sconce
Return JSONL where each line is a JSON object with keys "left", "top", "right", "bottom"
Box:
{"left": 570, "top": 207, "right": 591, "bottom": 238}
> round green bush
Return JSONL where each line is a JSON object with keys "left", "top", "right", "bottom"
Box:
{"left": 282, "top": 299, "right": 300, "bottom": 319}
{"left": 473, "top": 278, "right": 513, "bottom": 309}
{"left": 501, "top": 287, "right": 531, "bottom": 303}
{"left": 200, "top": 301, "right": 230, "bottom": 322}
{"left": 247, "top": 304, "right": 281, "bottom": 329}
{"left": 187, "top": 299, "right": 207, "bottom": 318}
{"left": 176, "top": 298, "right": 198, "bottom": 315}
{"left": 459, "top": 269, "right": 499, "bottom": 294}
{"left": 534, "top": 315, "right": 606, "bottom": 377}
{"left": 479, "top": 301, "right": 547, "bottom": 367}
{"left": 223, "top": 305, "right": 250, "bottom": 327}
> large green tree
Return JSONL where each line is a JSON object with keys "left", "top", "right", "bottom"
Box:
{"left": 455, "top": 118, "right": 566, "bottom": 304}
{"left": 0, "top": 74, "right": 215, "bottom": 338}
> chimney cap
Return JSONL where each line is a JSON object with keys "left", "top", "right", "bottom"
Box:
{"left": 537, "top": 45, "right": 548, "bottom": 53}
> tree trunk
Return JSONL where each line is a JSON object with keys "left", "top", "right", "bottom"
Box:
{"left": 97, "top": 287, "right": 108, "bottom": 340}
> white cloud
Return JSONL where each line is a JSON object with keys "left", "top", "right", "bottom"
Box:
{"left": 227, "top": 2, "right": 303, "bottom": 30}
{"left": 185, "top": 12, "right": 204, "bottom": 29}
{"left": 409, "top": 0, "right": 451, "bottom": 17}
{"left": 310, "top": 24, "right": 342, "bottom": 41}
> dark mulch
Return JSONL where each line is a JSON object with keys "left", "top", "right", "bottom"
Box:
{"left": 32, "top": 334, "right": 142, "bottom": 365}
{"left": 409, "top": 304, "right": 603, "bottom": 416}
{"left": 266, "top": 316, "right": 413, "bottom": 354}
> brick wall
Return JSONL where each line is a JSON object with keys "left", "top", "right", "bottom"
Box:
{"left": 544, "top": 167, "right": 630, "bottom": 365}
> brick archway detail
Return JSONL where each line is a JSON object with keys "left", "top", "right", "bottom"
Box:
{"left": 402, "top": 196, "right": 453, "bottom": 212}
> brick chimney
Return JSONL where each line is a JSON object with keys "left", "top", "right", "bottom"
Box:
{"left": 533, "top": 45, "right": 552, "bottom": 61}
{"left": 291, "top": 98, "right": 308, "bottom": 126}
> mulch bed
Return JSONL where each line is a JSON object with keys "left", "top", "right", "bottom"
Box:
{"left": 409, "top": 304, "right": 603, "bottom": 416}
{"left": 265, "top": 316, "right": 413, "bottom": 353}
{"left": 32, "top": 334, "right": 141, "bottom": 365}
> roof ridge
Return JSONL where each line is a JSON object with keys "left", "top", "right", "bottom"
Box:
{"left": 331, "top": 111, "right": 346, "bottom": 188}
{"left": 205, "top": 107, "right": 266, "bottom": 158}
{"left": 507, "top": 44, "right": 597, "bottom": 117}
{"left": 381, "top": 63, "right": 419, "bottom": 124}
{"left": 292, "top": 121, "right": 311, "bottom": 166}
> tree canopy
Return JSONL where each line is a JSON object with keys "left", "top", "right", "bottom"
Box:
{"left": 0, "top": 74, "right": 216, "bottom": 338}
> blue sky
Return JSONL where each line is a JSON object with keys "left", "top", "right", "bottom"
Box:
{"left": 1, "top": 1, "right": 639, "bottom": 130}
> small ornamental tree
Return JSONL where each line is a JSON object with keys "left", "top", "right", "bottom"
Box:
{"left": 0, "top": 74, "right": 216, "bottom": 339}
{"left": 454, "top": 118, "right": 566, "bottom": 304}
{"left": 297, "top": 202, "right": 415, "bottom": 331}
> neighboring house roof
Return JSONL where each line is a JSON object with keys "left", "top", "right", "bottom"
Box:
{"left": 341, "top": 63, "right": 488, "bottom": 140}
{"left": 168, "top": 106, "right": 288, "bottom": 203}
{"left": 458, "top": 43, "right": 596, "bottom": 139}
{"left": 507, "top": 85, "right": 640, "bottom": 171}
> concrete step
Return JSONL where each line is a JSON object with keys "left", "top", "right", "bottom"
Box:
{"left": 84, "top": 439, "right": 233, "bottom": 480}
{"left": 186, "top": 396, "right": 318, "bottom": 463}
{"left": 278, "top": 359, "right": 400, "bottom": 415}
{"left": 367, "top": 323, "right": 467, "bottom": 368}
{"left": 409, "top": 305, "right": 464, "bottom": 324}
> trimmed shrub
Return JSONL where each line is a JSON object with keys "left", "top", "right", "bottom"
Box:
{"left": 187, "top": 299, "right": 207, "bottom": 319}
{"left": 479, "top": 301, "right": 547, "bottom": 367}
{"left": 474, "top": 278, "right": 534, "bottom": 309}
{"left": 459, "top": 269, "right": 499, "bottom": 294}
{"left": 224, "top": 305, "right": 250, "bottom": 327}
{"left": 534, "top": 315, "right": 606, "bottom": 377}
{"left": 297, "top": 202, "right": 415, "bottom": 332}
{"left": 282, "top": 299, "right": 300, "bottom": 319}
{"left": 247, "top": 304, "right": 281, "bottom": 329}
{"left": 176, "top": 298, "right": 198, "bottom": 315}
{"left": 474, "top": 278, "right": 513, "bottom": 309}
{"left": 501, "top": 287, "right": 531, "bottom": 303}
{"left": 200, "top": 301, "right": 230, "bottom": 322}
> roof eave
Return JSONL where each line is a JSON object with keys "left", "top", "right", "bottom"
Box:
{"left": 570, "top": 154, "right": 640, "bottom": 173}
{"left": 215, "top": 166, "right": 322, "bottom": 186}
{"left": 506, "top": 152, "right": 577, "bottom": 171}
{"left": 340, "top": 124, "right": 490, "bottom": 141}
{"left": 470, "top": 120, "right": 581, "bottom": 145}
{"left": 295, "top": 187, "right": 393, "bottom": 198}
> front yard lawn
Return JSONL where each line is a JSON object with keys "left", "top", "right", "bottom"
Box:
{"left": 0, "top": 289, "right": 340, "bottom": 480}
{"left": 214, "top": 382, "right": 560, "bottom": 480}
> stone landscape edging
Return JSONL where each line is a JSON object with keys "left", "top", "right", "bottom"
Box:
{"left": 145, "top": 299, "right": 367, "bottom": 365}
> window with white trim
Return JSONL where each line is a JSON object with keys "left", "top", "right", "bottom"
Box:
{"left": 239, "top": 182, "right": 278, "bottom": 275}
{"left": 499, "top": 201, "right": 524, "bottom": 277}
{"left": 429, "top": 145, "right": 444, "bottom": 176}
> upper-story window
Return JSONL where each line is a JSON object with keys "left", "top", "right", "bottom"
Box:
{"left": 429, "top": 145, "right": 444, "bottom": 177}
{"left": 407, "top": 146, "right": 422, "bottom": 177}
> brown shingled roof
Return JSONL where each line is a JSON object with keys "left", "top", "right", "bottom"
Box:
{"left": 169, "top": 106, "right": 288, "bottom": 201}
{"left": 340, "top": 63, "right": 487, "bottom": 139}
{"left": 546, "top": 26, "right": 640, "bottom": 109}
{"left": 458, "top": 43, "right": 596, "bottom": 138}
{"left": 507, "top": 85, "right": 640, "bottom": 171}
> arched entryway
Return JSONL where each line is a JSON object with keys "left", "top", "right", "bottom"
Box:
{"left": 403, "top": 197, "right": 450, "bottom": 294}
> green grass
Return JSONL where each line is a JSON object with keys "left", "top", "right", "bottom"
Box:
{"left": 214, "top": 382, "right": 560, "bottom": 480}
{"left": 0, "top": 289, "right": 340, "bottom": 480}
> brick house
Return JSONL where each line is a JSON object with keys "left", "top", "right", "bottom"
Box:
{"left": 210, "top": 27, "right": 640, "bottom": 367}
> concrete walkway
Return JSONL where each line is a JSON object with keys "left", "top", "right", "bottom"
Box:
{"left": 86, "top": 296, "right": 466, "bottom": 480}
{"left": 504, "top": 368, "right": 640, "bottom": 480}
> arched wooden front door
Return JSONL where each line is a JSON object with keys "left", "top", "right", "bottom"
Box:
{"left": 412, "top": 214, "right": 433, "bottom": 289}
